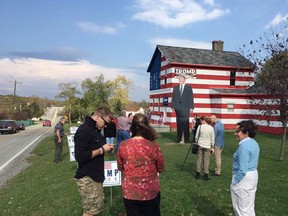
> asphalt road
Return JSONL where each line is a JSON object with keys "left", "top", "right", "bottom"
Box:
{"left": 0, "top": 106, "right": 63, "bottom": 188}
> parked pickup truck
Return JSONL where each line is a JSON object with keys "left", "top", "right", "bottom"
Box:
{"left": 42, "top": 119, "right": 52, "bottom": 127}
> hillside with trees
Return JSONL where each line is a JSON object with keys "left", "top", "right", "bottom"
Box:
{"left": 0, "top": 74, "right": 149, "bottom": 121}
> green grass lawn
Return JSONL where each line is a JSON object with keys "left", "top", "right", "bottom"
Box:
{"left": 0, "top": 131, "right": 287, "bottom": 216}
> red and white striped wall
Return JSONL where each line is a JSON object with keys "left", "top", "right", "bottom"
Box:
{"left": 149, "top": 55, "right": 286, "bottom": 134}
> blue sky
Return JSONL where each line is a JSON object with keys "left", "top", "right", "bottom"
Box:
{"left": 0, "top": 0, "right": 287, "bottom": 101}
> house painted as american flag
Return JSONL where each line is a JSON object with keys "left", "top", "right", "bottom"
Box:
{"left": 147, "top": 41, "right": 284, "bottom": 135}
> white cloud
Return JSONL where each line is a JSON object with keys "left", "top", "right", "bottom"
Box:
{"left": 77, "top": 22, "right": 127, "bottom": 34}
{"left": 0, "top": 58, "right": 149, "bottom": 101}
{"left": 131, "top": 62, "right": 149, "bottom": 68}
{"left": 265, "top": 13, "right": 288, "bottom": 28}
{"left": 149, "top": 37, "right": 212, "bottom": 49}
{"left": 203, "top": 0, "right": 215, "bottom": 6}
{"left": 132, "top": 0, "right": 229, "bottom": 28}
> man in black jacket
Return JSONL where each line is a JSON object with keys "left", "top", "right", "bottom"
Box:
{"left": 74, "top": 106, "right": 114, "bottom": 216}
{"left": 171, "top": 74, "right": 194, "bottom": 143}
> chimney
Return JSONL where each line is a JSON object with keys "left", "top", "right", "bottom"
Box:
{"left": 212, "top": 40, "right": 224, "bottom": 51}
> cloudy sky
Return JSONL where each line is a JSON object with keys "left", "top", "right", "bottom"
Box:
{"left": 0, "top": 0, "right": 287, "bottom": 101}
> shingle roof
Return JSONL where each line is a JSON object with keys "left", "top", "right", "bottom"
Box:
{"left": 157, "top": 45, "right": 254, "bottom": 68}
{"left": 211, "top": 85, "right": 267, "bottom": 94}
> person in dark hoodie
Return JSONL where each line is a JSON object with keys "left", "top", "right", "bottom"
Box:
{"left": 74, "top": 106, "right": 114, "bottom": 216}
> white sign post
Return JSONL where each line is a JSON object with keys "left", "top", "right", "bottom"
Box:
{"left": 103, "top": 161, "right": 121, "bottom": 187}
{"left": 103, "top": 160, "right": 121, "bottom": 206}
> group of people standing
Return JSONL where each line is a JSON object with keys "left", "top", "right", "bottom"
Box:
{"left": 172, "top": 74, "right": 260, "bottom": 216}
{"left": 193, "top": 114, "right": 225, "bottom": 181}
{"left": 52, "top": 73, "right": 259, "bottom": 216}
{"left": 71, "top": 107, "right": 164, "bottom": 216}
{"left": 192, "top": 116, "right": 260, "bottom": 215}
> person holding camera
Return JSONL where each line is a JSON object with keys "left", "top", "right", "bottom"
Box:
{"left": 195, "top": 116, "right": 215, "bottom": 181}
{"left": 192, "top": 114, "right": 201, "bottom": 142}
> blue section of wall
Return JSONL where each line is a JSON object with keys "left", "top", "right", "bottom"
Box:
{"left": 149, "top": 50, "right": 161, "bottom": 91}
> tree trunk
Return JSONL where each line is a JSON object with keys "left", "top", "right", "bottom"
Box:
{"left": 279, "top": 120, "right": 287, "bottom": 161}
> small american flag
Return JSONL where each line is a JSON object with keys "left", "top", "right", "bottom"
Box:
{"left": 104, "top": 162, "right": 112, "bottom": 169}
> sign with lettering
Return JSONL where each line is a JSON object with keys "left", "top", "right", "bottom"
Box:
{"left": 103, "top": 160, "right": 122, "bottom": 187}
{"left": 67, "top": 135, "right": 76, "bottom": 161}
{"left": 174, "top": 68, "right": 197, "bottom": 77}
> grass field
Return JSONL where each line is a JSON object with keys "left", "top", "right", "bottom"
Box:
{"left": 0, "top": 131, "right": 287, "bottom": 216}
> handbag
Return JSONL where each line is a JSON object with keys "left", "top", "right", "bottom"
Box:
{"left": 191, "top": 126, "right": 201, "bottom": 154}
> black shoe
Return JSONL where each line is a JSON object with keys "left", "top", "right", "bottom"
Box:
{"left": 195, "top": 172, "right": 200, "bottom": 179}
{"left": 211, "top": 173, "right": 220, "bottom": 176}
{"left": 203, "top": 174, "right": 210, "bottom": 181}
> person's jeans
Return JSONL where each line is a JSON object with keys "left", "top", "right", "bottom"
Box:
{"left": 116, "top": 130, "right": 130, "bottom": 152}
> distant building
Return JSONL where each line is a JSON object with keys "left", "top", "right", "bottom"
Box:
{"left": 147, "top": 40, "right": 284, "bottom": 134}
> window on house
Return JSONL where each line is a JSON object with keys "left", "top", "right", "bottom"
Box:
{"left": 164, "top": 69, "right": 167, "bottom": 84}
{"left": 227, "top": 103, "right": 234, "bottom": 112}
{"left": 230, "top": 71, "right": 236, "bottom": 86}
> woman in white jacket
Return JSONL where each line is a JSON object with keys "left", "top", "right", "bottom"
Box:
{"left": 195, "top": 116, "right": 215, "bottom": 180}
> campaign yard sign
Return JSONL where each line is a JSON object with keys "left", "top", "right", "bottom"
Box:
{"left": 67, "top": 135, "right": 76, "bottom": 162}
{"left": 103, "top": 161, "right": 121, "bottom": 187}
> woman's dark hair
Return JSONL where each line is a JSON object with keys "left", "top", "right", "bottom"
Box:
{"left": 131, "top": 113, "right": 158, "bottom": 141}
{"left": 236, "top": 120, "right": 258, "bottom": 138}
{"left": 200, "top": 116, "right": 212, "bottom": 125}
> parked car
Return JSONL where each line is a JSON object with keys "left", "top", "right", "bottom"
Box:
{"left": 42, "top": 119, "right": 52, "bottom": 127}
{"left": 17, "top": 122, "right": 26, "bottom": 130}
{"left": 0, "top": 120, "right": 19, "bottom": 134}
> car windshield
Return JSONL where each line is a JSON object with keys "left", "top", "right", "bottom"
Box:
{"left": 0, "top": 121, "right": 12, "bottom": 125}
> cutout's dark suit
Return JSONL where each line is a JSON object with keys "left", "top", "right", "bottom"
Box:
{"left": 171, "top": 84, "right": 194, "bottom": 143}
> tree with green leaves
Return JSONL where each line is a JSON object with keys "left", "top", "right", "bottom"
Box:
{"left": 72, "top": 98, "right": 87, "bottom": 122}
{"left": 81, "top": 74, "right": 111, "bottom": 114}
{"left": 28, "top": 101, "right": 43, "bottom": 118}
{"left": 108, "top": 75, "right": 132, "bottom": 115}
{"left": 240, "top": 19, "right": 288, "bottom": 161}
{"left": 55, "top": 82, "right": 81, "bottom": 126}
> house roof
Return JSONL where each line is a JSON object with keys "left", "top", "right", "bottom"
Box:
{"left": 211, "top": 85, "right": 267, "bottom": 95}
{"left": 148, "top": 45, "right": 254, "bottom": 70}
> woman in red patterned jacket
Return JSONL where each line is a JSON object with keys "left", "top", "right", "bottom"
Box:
{"left": 117, "top": 113, "right": 165, "bottom": 216}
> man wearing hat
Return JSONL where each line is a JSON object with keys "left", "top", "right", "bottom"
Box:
{"left": 171, "top": 74, "right": 194, "bottom": 143}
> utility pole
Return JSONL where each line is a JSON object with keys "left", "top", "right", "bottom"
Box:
{"left": 9, "top": 80, "right": 22, "bottom": 113}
